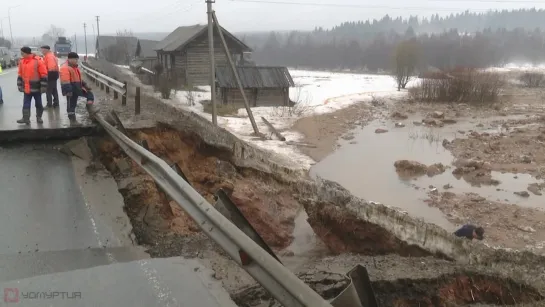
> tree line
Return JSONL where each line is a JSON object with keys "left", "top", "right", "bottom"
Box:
{"left": 245, "top": 9, "right": 545, "bottom": 71}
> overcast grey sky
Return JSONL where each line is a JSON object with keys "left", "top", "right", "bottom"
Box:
{"left": 4, "top": 0, "right": 545, "bottom": 38}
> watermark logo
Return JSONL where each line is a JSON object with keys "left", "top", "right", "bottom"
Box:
{"left": 4, "top": 288, "right": 19, "bottom": 303}
{"left": 4, "top": 288, "right": 82, "bottom": 302}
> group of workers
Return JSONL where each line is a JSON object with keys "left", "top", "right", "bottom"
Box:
{"left": 11, "top": 46, "right": 94, "bottom": 124}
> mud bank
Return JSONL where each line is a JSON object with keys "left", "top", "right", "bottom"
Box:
{"left": 93, "top": 125, "right": 301, "bottom": 252}
{"left": 234, "top": 253, "right": 545, "bottom": 307}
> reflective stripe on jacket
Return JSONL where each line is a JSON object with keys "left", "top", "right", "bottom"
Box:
{"left": 43, "top": 52, "right": 59, "bottom": 72}
{"left": 60, "top": 63, "right": 87, "bottom": 96}
{"left": 17, "top": 55, "right": 47, "bottom": 94}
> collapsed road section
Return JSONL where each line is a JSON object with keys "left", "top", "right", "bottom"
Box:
{"left": 76, "top": 59, "right": 545, "bottom": 306}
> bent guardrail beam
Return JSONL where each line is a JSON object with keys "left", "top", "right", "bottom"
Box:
{"left": 93, "top": 113, "right": 334, "bottom": 307}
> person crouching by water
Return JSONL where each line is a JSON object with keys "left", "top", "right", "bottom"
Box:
{"left": 454, "top": 224, "right": 484, "bottom": 241}
{"left": 60, "top": 52, "right": 94, "bottom": 122}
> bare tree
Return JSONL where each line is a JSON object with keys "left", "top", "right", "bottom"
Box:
{"left": 393, "top": 39, "right": 419, "bottom": 91}
{"left": 103, "top": 29, "right": 135, "bottom": 65}
{"left": 41, "top": 25, "right": 66, "bottom": 46}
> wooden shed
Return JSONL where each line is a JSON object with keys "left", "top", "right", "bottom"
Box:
{"left": 134, "top": 39, "right": 158, "bottom": 70}
{"left": 215, "top": 66, "right": 294, "bottom": 107}
{"left": 155, "top": 24, "right": 252, "bottom": 87}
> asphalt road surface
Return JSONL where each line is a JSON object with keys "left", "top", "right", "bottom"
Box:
{"left": 0, "top": 66, "right": 238, "bottom": 306}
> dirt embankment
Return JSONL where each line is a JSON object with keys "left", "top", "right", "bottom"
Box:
{"left": 95, "top": 125, "right": 300, "bottom": 253}
{"left": 426, "top": 191, "right": 545, "bottom": 251}
{"left": 448, "top": 118, "right": 545, "bottom": 179}
{"left": 292, "top": 98, "right": 383, "bottom": 161}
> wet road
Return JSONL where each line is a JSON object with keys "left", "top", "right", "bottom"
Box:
{"left": 0, "top": 67, "right": 238, "bottom": 305}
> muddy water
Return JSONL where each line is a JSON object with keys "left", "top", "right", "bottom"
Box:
{"left": 310, "top": 115, "right": 545, "bottom": 230}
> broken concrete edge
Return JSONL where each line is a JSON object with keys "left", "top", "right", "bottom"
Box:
{"left": 0, "top": 126, "right": 99, "bottom": 143}
{"left": 298, "top": 178, "right": 545, "bottom": 279}
{"left": 156, "top": 115, "right": 309, "bottom": 183}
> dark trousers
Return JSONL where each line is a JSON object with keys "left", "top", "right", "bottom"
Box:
{"left": 23, "top": 92, "right": 43, "bottom": 110}
{"left": 67, "top": 91, "right": 95, "bottom": 115}
{"left": 46, "top": 76, "right": 59, "bottom": 105}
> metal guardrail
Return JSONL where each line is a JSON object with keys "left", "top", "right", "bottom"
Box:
{"left": 80, "top": 63, "right": 141, "bottom": 115}
{"left": 80, "top": 63, "right": 126, "bottom": 93}
{"left": 92, "top": 112, "right": 334, "bottom": 307}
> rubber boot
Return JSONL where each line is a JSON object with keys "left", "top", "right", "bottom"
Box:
{"left": 16, "top": 109, "right": 31, "bottom": 125}
{"left": 36, "top": 108, "right": 44, "bottom": 124}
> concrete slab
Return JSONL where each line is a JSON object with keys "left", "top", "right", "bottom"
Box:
{"left": 0, "top": 64, "right": 97, "bottom": 142}
{"left": 0, "top": 257, "right": 239, "bottom": 307}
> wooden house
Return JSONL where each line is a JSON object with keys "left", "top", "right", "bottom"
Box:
{"left": 134, "top": 39, "right": 158, "bottom": 70}
{"left": 155, "top": 24, "right": 252, "bottom": 86}
{"left": 215, "top": 66, "right": 294, "bottom": 107}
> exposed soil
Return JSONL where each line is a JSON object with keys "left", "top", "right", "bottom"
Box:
{"left": 299, "top": 196, "right": 437, "bottom": 257}
{"left": 94, "top": 125, "right": 301, "bottom": 253}
{"left": 425, "top": 191, "right": 545, "bottom": 251}
{"left": 375, "top": 273, "right": 543, "bottom": 307}
{"left": 233, "top": 270, "right": 543, "bottom": 307}
{"left": 448, "top": 120, "right": 545, "bottom": 179}
{"left": 291, "top": 98, "right": 381, "bottom": 161}
{"left": 394, "top": 160, "right": 447, "bottom": 178}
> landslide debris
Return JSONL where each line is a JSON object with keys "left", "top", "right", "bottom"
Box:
{"left": 94, "top": 125, "right": 301, "bottom": 255}
{"left": 233, "top": 271, "right": 543, "bottom": 307}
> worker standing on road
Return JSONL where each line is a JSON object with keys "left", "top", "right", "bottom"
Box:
{"left": 41, "top": 45, "right": 60, "bottom": 108}
{"left": 60, "top": 52, "right": 94, "bottom": 122}
{"left": 16, "top": 46, "right": 48, "bottom": 125}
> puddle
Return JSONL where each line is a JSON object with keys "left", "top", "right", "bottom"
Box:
{"left": 311, "top": 116, "right": 545, "bottom": 230}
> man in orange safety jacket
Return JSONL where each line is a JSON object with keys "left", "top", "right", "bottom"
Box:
{"left": 41, "top": 45, "right": 60, "bottom": 108}
{"left": 17, "top": 46, "right": 48, "bottom": 125}
{"left": 60, "top": 52, "right": 94, "bottom": 122}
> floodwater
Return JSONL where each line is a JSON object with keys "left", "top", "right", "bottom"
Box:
{"left": 286, "top": 210, "right": 328, "bottom": 256}
{"left": 310, "top": 115, "right": 545, "bottom": 230}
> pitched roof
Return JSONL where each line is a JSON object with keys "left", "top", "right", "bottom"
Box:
{"left": 216, "top": 66, "right": 294, "bottom": 88}
{"left": 155, "top": 24, "right": 251, "bottom": 52}
{"left": 97, "top": 36, "right": 139, "bottom": 53}
{"left": 136, "top": 39, "right": 158, "bottom": 58}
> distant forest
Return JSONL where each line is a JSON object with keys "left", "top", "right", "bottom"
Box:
{"left": 243, "top": 9, "right": 545, "bottom": 71}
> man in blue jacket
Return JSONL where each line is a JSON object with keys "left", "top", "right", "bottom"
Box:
{"left": 454, "top": 224, "right": 484, "bottom": 240}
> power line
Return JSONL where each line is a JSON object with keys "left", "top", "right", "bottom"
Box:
{"left": 228, "top": 0, "right": 545, "bottom": 10}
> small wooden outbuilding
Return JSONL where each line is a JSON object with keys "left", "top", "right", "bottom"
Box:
{"left": 215, "top": 66, "right": 294, "bottom": 107}
{"left": 134, "top": 39, "right": 158, "bottom": 71}
{"left": 155, "top": 24, "right": 252, "bottom": 87}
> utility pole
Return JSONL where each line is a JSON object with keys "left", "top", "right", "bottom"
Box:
{"left": 74, "top": 33, "right": 78, "bottom": 53}
{"left": 83, "top": 23, "right": 88, "bottom": 57}
{"left": 95, "top": 16, "right": 100, "bottom": 58}
{"left": 0, "top": 18, "right": 5, "bottom": 40}
{"left": 7, "top": 5, "right": 21, "bottom": 47}
{"left": 206, "top": 0, "right": 217, "bottom": 125}
{"left": 91, "top": 23, "right": 96, "bottom": 54}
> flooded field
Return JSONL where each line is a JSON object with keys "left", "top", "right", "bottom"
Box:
{"left": 311, "top": 111, "right": 545, "bottom": 251}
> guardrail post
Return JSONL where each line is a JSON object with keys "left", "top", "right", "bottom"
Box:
{"left": 135, "top": 87, "right": 141, "bottom": 115}
{"left": 122, "top": 81, "right": 127, "bottom": 106}
{"left": 106, "top": 80, "right": 111, "bottom": 94}
{"left": 113, "top": 77, "right": 119, "bottom": 99}
{"left": 100, "top": 71, "right": 104, "bottom": 90}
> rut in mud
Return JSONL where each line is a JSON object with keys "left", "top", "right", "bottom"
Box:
{"left": 232, "top": 272, "right": 543, "bottom": 307}
{"left": 93, "top": 125, "right": 301, "bottom": 255}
